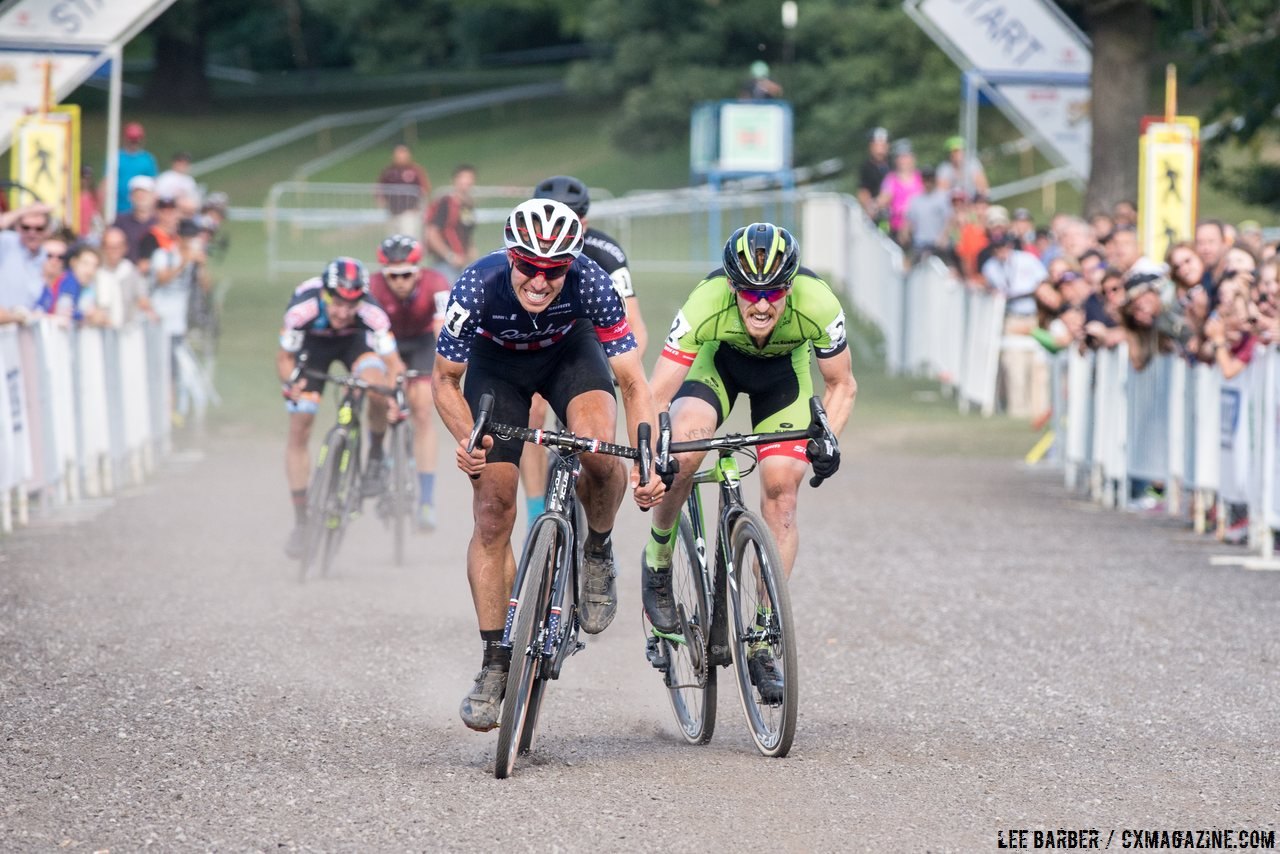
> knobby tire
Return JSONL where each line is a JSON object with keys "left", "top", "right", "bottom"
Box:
{"left": 727, "top": 512, "right": 798, "bottom": 758}
{"left": 663, "top": 514, "right": 717, "bottom": 745}
{"left": 300, "top": 429, "right": 345, "bottom": 582}
{"left": 494, "top": 522, "right": 557, "bottom": 779}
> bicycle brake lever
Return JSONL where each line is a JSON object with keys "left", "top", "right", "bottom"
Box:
{"left": 465, "top": 391, "right": 495, "bottom": 480}
{"left": 656, "top": 411, "right": 678, "bottom": 489}
{"left": 636, "top": 422, "right": 652, "bottom": 511}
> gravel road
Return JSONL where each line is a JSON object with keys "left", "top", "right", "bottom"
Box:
{"left": 2, "top": 430, "right": 1277, "bottom": 852}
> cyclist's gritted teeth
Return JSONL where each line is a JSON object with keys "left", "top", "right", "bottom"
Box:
{"left": 740, "top": 298, "right": 778, "bottom": 332}
{"left": 514, "top": 270, "right": 563, "bottom": 313}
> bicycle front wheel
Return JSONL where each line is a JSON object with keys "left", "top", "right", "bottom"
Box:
{"left": 321, "top": 432, "right": 361, "bottom": 577}
{"left": 660, "top": 515, "right": 716, "bottom": 745}
{"left": 300, "top": 429, "right": 344, "bottom": 582}
{"left": 495, "top": 521, "right": 557, "bottom": 779}
{"left": 727, "top": 512, "right": 797, "bottom": 758}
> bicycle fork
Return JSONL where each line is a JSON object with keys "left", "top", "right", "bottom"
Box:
{"left": 501, "top": 513, "right": 583, "bottom": 678}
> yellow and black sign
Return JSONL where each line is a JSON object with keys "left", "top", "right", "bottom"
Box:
{"left": 1138, "top": 116, "right": 1198, "bottom": 265}
{"left": 10, "top": 106, "right": 81, "bottom": 232}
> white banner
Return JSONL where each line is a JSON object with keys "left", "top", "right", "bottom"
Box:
{"left": 0, "top": 0, "right": 176, "bottom": 153}
{"left": 0, "top": 0, "right": 172, "bottom": 46}
{"left": 0, "top": 48, "right": 98, "bottom": 154}
{"left": 906, "top": 0, "right": 1090, "bottom": 77}
{"left": 994, "top": 81, "right": 1091, "bottom": 179}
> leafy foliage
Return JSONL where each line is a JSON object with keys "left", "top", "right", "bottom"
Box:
{"left": 569, "top": 0, "right": 958, "bottom": 165}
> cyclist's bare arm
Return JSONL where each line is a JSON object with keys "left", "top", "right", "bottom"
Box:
{"left": 431, "top": 353, "right": 472, "bottom": 443}
{"left": 648, "top": 354, "right": 692, "bottom": 413}
{"left": 816, "top": 349, "right": 857, "bottom": 437}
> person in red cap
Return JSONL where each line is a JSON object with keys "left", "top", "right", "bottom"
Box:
{"left": 113, "top": 121, "right": 158, "bottom": 217}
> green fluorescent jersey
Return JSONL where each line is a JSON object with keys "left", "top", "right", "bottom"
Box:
{"left": 660, "top": 267, "right": 849, "bottom": 366}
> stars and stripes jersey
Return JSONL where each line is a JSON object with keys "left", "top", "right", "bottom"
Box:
{"left": 661, "top": 268, "right": 848, "bottom": 365}
{"left": 583, "top": 227, "right": 635, "bottom": 300}
{"left": 368, "top": 268, "right": 451, "bottom": 340}
{"left": 278, "top": 277, "right": 398, "bottom": 357}
{"left": 435, "top": 250, "right": 637, "bottom": 364}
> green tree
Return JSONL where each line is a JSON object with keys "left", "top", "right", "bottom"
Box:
{"left": 569, "top": 0, "right": 957, "bottom": 169}
{"left": 1175, "top": 2, "right": 1280, "bottom": 209}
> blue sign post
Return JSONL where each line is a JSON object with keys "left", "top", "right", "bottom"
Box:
{"left": 690, "top": 99, "right": 795, "bottom": 260}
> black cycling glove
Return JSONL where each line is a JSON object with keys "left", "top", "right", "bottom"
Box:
{"left": 805, "top": 437, "right": 840, "bottom": 480}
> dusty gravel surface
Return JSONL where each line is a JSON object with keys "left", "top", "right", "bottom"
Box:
{"left": 2, "top": 429, "right": 1278, "bottom": 852}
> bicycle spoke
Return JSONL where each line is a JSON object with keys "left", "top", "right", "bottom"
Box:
{"left": 652, "top": 515, "right": 716, "bottom": 745}
{"left": 728, "top": 512, "right": 797, "bottom": 758}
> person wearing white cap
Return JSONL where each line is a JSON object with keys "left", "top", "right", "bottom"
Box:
{"left": 111, "top": 175, "right": 158, "bottom": 263}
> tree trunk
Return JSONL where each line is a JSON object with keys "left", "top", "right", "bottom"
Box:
{"left": 1083, "top": 0, "right": 1153, "bottom": 216}
{"left": 144, "top": 0, "right": 212, "bottom": 109}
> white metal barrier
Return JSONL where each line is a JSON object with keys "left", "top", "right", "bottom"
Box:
{"left": 1058, "top": 341, "right": 1278, "bottom": 559}
{"left": 0, "top": 318, "right": 172, "bottom": 533}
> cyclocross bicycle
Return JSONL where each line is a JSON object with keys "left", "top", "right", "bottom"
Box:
{"left": 646, "top": 396, "right": 837, "bottom": 758}
{"left": 290, "top": 354, "right": 396, "bottom": 582}
{"left": 465, "top": 392, "right": 653, "bottom": 779}
{"left": 377, "top": 369, "right": 425, "bottom": 566}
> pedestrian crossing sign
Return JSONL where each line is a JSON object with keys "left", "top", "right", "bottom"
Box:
{"left": 1138, "top": 116, "right": 1199, "bottom": 265}
{"left": 10, "top": 105, "right": 80, "bottom": 232}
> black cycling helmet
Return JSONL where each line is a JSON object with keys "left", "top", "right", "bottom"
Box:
{"left": 533, "top": 175, "right": 590, "bottom": 219}
{"left": 321, "top": 256, "right": 369, "bottom": 301}
{"left": 722, "top": 222, "right": 800, "bottom": 290}
{"left": 377, "top": 233, "right": 423, "bottom": 266}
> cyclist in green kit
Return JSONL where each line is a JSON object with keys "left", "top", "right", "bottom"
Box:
{"left": 643, "top": 222, "right": 858, "bottom": 700}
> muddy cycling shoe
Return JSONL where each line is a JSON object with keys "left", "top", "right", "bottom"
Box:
{"left": 284, "top": 524, "right": 307, "bottom": 560}
{"left": 361, "top": 461, "right": 389, "bottom": 498}
{"left": 747, "top": 648, "right": 785, "bottom": 706}
{"left": 459, "top": 666, "right": 508, "bottom": 732}
{"left": 579, "top": 545, "right": 618, "bottom": 634}
{"left": 641, "top": 552, "right": 679, "bottom": 634}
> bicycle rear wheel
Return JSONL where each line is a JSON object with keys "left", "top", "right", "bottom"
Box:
{"left": 727, "top": 511, "right": 797, "bottom": 758}
{"left": 300, "top": 429, "right": 344, "bottom": 582}
{"left": 656, "top": 515, "right": 716, "bottom": 745}
{"left": 495, "top": 521, "right": 557, "bottom": 778}
{"left": 390, "top": 425, "right": 412, "bottom": 566}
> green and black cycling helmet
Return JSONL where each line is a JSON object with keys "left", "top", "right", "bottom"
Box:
{"left": 722, "top": 222, "right": 800, "bottom": 290}
{"left": 533, "top": 175, "right": 590, "bottom": 219}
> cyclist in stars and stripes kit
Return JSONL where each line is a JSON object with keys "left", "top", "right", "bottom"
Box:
{"left": 431, "top": 198, "right": 665, "bottom": 732}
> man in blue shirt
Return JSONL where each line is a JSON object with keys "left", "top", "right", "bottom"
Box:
{"left": 114, "top": 122, "right": 158, "bottom": 216}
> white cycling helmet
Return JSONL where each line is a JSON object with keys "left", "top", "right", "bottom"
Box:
{"left": 504, "top": 198, "right": 584, "bottom": 263}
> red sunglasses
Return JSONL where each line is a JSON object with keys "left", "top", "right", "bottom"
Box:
{"left": 509, "top": 251, "right": 571, "bottom": 280}
{"left": 734, "top": 284, "right": 790, "bottom": 303}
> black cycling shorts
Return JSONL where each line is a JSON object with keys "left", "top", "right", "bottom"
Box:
{"left": 299, "top": 333, "right": 379, "bottom": 395}
{"left": 398, "top": 332, "right": 437, "bottom": 376}
{"left": 463, "top": 321, "right": 615, "bottom": 466}
{"left": 676, "top": 342, "right": 812, "bottom": 432}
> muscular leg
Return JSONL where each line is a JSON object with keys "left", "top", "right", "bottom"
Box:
{"left": 358, "top": 362, "right": 392, "bottom": 435}
{"left": 564, "top": 389, "right": 626, "bottom": 534}
{"left": 519, "top": 394, "right": 550, "bottom": 515}
{"left": 286, "top": 411, "right": 315, "bottom": 492}
{"left": 408, "top": 380, "right": 437, "bottom": 475}
{"left": 467, "top": 462, "right": 520, "bottom": 630}
{"left": 650, "top": 396, "right": 717, "bottom": 535}
{"left": 758, "top": 455, "right": 806, "bottom": 578}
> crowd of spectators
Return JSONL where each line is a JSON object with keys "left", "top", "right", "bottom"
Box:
{"left": 858, "top": 128, "right": 1278, "bottom": 545}
{"left": 0, "top": 121, "right": 232, "bottom": 425}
